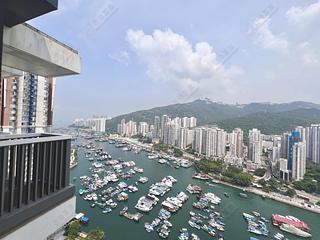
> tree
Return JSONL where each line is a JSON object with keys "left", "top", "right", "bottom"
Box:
{"left": 195, "top": 159, "right": 224, "bottom": 174}
{"left": 286, "top": 188, "right": 296, "bottom": 197}
{"left": 258, "top": 179, "right": 266, "bottom": 186}
{"left": 267, "top": 178, "right": 281, "bottom": 192}
{"left": 66, "top": 221, "right": 81, "bottom": 237}
{"left": 173, "top": 148, "right": 183, "bottom": 157}
{"left": 293, "top": 179, "right": 318, "bottom": 193}
{"left": 254, "top": 168, "right": 266, "bottom": 177}
{"left": 234, "top": 172, "right": 253, "bottom": 187}
{"left": 87, "top": 228, "right": 105, "bottom": 240}
{"left": 154, "top": 143, "right": 169, "bottom": 152}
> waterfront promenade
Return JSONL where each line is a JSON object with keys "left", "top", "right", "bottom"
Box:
{"left": 214, "top": 179, "right": 320, "bottom": 214}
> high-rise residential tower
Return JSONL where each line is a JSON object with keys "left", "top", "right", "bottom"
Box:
{"left": 138, "top": 122, "right": 149, "bottom": 136}
{"left": 154, "top": 115, "right": 161, "bottom": 138}
{"left": 0, "top": 73, "right": 55, "bottom": 133}
{"left": 193, "top": 126, "right": 226, "bottom": 158}
{"left": 161, "top": 115, "right": 170, "bottom": 141}
{"left": 307, "top": 124, "right": 320, "bottom": 165}
{"left": 287, "top": 131, "right": 301, "bottom": 171}
{"left": 229, "top": 128, "right": 244, "bottom": 158}
{"left": 280, "top": 132, "right": 290, "bottom": 159}
{"left": 193, "top": 127, "right": 205, "bottom": 155}
{"left": 291, "top": 141, "right": 307, "bottom": 181}
{"left": 248, "top": 128, "right": 262, "bottom": 165}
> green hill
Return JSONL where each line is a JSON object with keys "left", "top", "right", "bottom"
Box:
{"left": 106, "top": 99, "right": 320, "bottom": 135}
{"left": 217, "top": 108, "right": 320, "bottom": 135}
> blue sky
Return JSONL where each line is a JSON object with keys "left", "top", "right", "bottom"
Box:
{"left": 29, "top": 0, "right": 320, "bottom": 125}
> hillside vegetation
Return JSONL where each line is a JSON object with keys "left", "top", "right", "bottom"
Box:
{"left": 106, "top": 99, "right": 320, "bottom": 135}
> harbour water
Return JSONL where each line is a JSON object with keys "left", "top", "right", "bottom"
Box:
{"left": 71, "top": 141, "right": 320, "bottom": 239}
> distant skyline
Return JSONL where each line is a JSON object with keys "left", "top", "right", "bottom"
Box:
{"left": 29, "top": 0, "right": 320, "bottom": 125}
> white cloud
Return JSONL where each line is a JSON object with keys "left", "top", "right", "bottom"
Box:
{"left": 126, "top": 29, "right": 243, "bottom": 100}
{"left": 250, "top": 17, "right": 289, "bottom": 54}
{"left": 108, "top": 50, "right": 130, "bottom": 66}
{"left": 298, "top": 42, "right": 320, "bottom": 67}
{"left": 286, "top": 1, "right": 320, "bottom": 26}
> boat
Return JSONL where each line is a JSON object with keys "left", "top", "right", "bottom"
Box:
{"left": 163, "top": 220, "right": 172, "bottom": 227}
{"left": 102, "top": 207, "right": 112, "bottom": 214}
{"left": 190, "top": 233, "right": 200, "bottom": 240}
{"left": 135, "top": 196, "right": 158, "bottom": 212}
{"left": 128, "top": 185, "right": 138, "bottom": 192}
{"left": 158, "top": 208, "right": 171, "bottom": 220}
{"left": 243, "top": 212, "right": 256, "bottom": 221}
{"left": 239, "top": 192, "right": 248, "bottom": 198}
{"left": 178, "top": 228, "right": 189, "bottom": 240}
{"left": 158, "top": 224, "right": 170, "bottom": 239}
{"left": 134, "top": 167, "right": 144, "bottom": 173}
{"left": 273, "top": 232, "right": 285, "bottom": 240}
{"left": 138, "top": 176, "right": 149, "bottom": 183}
{"left": 208, "top": 229, "right": 216, "bottom": 237}
{"left": 144, "top": 222, "right": 154, "bottom": 232}
{"left": 272, "top": 214, "right": 310, "bottom": 232}
{"left": 78, "top": 189, "right": 85, "bottom": 195}
{"left": 186, "top": 184, "right": 202, "bottom": 194}
{"left": 148, "top": 154, "right": 158, "bottom": 159}
{"left": 117, "top": 192, "right": 129, "bottom": 201}
{"left": 248, "top": 226, "right": 262, "bottom": 235}
{"left": 188, "top": 220, "right": 201, "bottom": 230}
{"left": 204, "top": 192, "right": 221, "bottom": 205}
{"left": 192, "top": 173, "right": 211, "bottom": 180}
{"left": 223, "top": 192, "right": 230, "bottom": 198}
{"left": 218, "top": 233, "right": 225, "bottom": 240}
{"left": 90, "top": 203, "right": 96, "bottom": 208}
{"left": 119, "top": 206, "right": 128, "bottom": 215}
{"left": 279, "top": 223, "right": 312, "bottom": 238}
{"left": 109, "top": 202, "right": 117, "bottom": 208}
{"left": 122, "top": 147, "right": 130, "bottom": 151}
{"left": 252, "top": 211, "right": 261, "bottom": 217}
{"left": 158, "top": 159, "right": 167, "bottom": 164}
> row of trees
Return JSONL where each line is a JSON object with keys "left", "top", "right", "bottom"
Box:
{"left": 195, "top": 159, "right": 253, "bottom": 187}
{"left": 153, "top": 143, "right": 169, "bottom": 152}
{"left": 152, "top": 143, "right": 183, "bottom": 157}
{"left": 132, "top": 134, "right": 152, "bottom": 143}
{"left": 293, "top": 166, "right": 320, "bottom": 194}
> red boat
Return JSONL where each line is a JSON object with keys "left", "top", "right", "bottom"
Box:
{"left": 272, "top": 214, "right": 310, "bottom": 231}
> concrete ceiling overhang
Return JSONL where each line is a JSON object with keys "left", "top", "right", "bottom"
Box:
{"left": 4, "top": 0, "right": 58, "bottom": 27}
{"left": 2, "top": 23, "right": 81, "bottom": 77}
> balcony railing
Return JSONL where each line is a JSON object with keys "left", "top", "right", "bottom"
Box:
{"left": 23, "top": 23, "right": 79, "bottom": 55}
{"left": 0, "top": 133, "right": 74, "bottom": 237}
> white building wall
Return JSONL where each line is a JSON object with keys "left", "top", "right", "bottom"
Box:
{"left": 13, "top": 77, "right": 24, "bottom": 133}
{"left": 292, "top": 142, "right": 306, "bottom": 181}
{"left": 248, "top": 129, "right": 262, "bottom": 164}
{"left": 35, "top": 76, "right": 48, "bottom": 133}
{"left": 3, "top": 197, "right": 76, "bottom": 240}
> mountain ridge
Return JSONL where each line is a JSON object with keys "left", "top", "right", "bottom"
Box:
{"left": 106, "top": 99, "right": 320, "bottom": 134}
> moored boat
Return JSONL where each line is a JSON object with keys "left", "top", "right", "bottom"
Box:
{"left": 279, "top": 223, "right": 312, "bottom": 238}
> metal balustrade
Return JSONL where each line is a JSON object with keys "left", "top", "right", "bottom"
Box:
{"left": 0, "top": 133, "right": 74, "bottom": 237}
